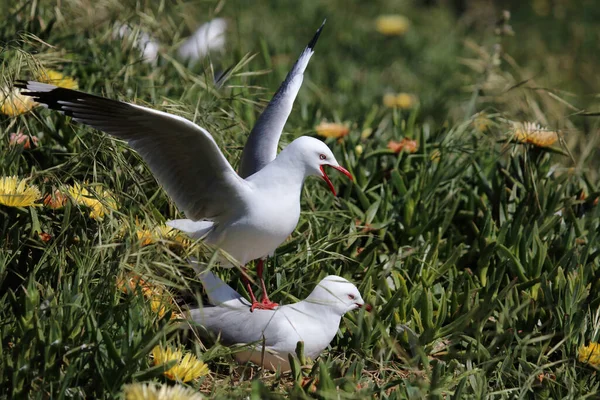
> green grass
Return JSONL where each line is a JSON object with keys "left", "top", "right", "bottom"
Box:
{"left": 2, "top": 0, "right": 600, "bottom": 398}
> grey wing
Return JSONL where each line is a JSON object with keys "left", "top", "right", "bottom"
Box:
{"left": 238, "top": 20, "right": 325, "bottom": 178}
{"left": 189, "top": 305, "right": 283, "bottom": 347}
{"left": 16, "top": 81, "right": 248, "bottom": 221}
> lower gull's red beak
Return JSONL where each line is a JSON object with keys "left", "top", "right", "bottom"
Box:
{"left": 319, "top": 165, "right": 353, "bottom": 196}
{"left": 356, "top": 303, "right": 373, "bottom": 312}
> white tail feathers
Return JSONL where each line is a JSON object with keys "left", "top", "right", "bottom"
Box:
{"left": 167, "top": 219, "right": 214, "bottom": 239}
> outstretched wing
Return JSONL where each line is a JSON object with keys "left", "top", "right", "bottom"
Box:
{"left": 16, "top": 81, "right": 248, "bottom": 221}
{"left": 238, "top": 19, "right": 325, "bottom": 178}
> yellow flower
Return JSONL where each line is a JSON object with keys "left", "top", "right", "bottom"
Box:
{"left": 532, "top": 0, "right": 551, "bottom": 16}
{"left": 152, "top": 345, "right": 210, "bottom": 382}
{"left": 579, "top": 342, "right": 600, "bottom": 367}
{"left": 133, "top": 219, "right": 190, "bottom": 248}
{"left": 383, "top": 93, "right": 416, "bottom": 110}
{"left": 117, "top": 272, "right": 175, "bottom": 319}
{"left": 315, "top": 121, "right": 350, "bottom": 139}
{"left": 124, "top": 382, "right": 204, "bottom": 400}
{"left": 136, "top": 227, "right": 155, "bottom": 247}
{"left": 355, "top": 145, "right": 364, "bottom": 156}
{"left": 37, "top": 69, "right": 79, "bottom": 89}
{"left": 0, "top": 176, "right": 41, "bottom": 208}
{"left": 473, "top": 113, "right": 492, "bottom": 133}
{"left": 150, "top": 298, "right": 172, "bottom": 319}
{"left": 0, "top": 87, "right": 36, "bottom": 116}
{"left": 68, "top": 182, "right": 117, "bottom": 220}
{"left": 117, "top": 272, "right": 158, "bottom": 298}
{"left": 387, "top": 138, "right": 419, "bottom": 154}
{"left": 383, "top": 94, "right": 397, "bottom": 108}
{"left": 510, "top": 122, "right": 558, "bottom": 147}
{"left": 375, "top": 15, "right": 410, "bottom": 36}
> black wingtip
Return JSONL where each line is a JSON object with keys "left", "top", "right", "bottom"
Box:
{"left": 214, "top": 64, "right": 234, "bottom": 88}
{"left": 307, "top": 19, "right": 326, "bottom": 50}
{"left": 13, "top": 80, "right": 28, "bottom": 90}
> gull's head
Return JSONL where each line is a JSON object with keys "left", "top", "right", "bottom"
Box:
{"left": 305, "top": 275, "right": 368, "bottom": 315}
{"left": 285, "top": 136, "right": 353, "bottom": 196}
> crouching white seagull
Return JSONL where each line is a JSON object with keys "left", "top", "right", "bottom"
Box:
{"left": 187, "top": 267, "right": 369, "bottom": 372}
{"left": 15, "top": 21, "right": 352, "bottom": 312}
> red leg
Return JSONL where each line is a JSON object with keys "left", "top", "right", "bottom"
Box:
{"left": 241, "top": 267, "right": 259, "bottom": 305}
{"left": 256, "top": 259, "right": 269, "bottom": 301}
{"left": 255, "top": 259, "right": 278, "bottom": 310}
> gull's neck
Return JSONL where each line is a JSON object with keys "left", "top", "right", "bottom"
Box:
{"left": 292, "top": 299, "right": 343, "bottom": 325}
{"left": 288, "top": 300, "right": 343, "bottom": 356}
{"left": 244, "top": 148, "right": 309, "bottom": 193}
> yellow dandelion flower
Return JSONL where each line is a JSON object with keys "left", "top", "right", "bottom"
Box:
{"left": 355, "top": 145, "right": 364, "bottom": 156}
{"left": 150, "top": 298, "right": 173, "bottom": 319}
{"left": 395, "top": 93, "right": 415, "bottom": 109}
{"left": 117, "top": 272, "right": 158, "bottom": 298}
{"left": 375, "top": 15, "right": 410, "bottom": 36}
{"left": 473, "top": 113, "right": 492, "bottom": 133}
{"left": 0, "top": 176, "right": 41, "bottom": 208}
{"left": 154, "top": 224, "right": 191, "bottom": 248}
{"left": 0, "top": 87, "right": 36, "bottom": 116}
{"left": 383, "top": 93, "right": 416, "bottom": 110}
{"left": 68, "top": 182, "right": 117, "bottom": 220}
{"left": 136, "top": 227, "right": 155, "bottom": 246}
{"left": 383, "top": 94, "right": 397, "bottom": 108}
{"left": 579, "top": 342, "right": 600, "bottom": 367}
{"left": 124, "top": 382, "right": 204, "bottom": 400}
{"left": 360, "top": 128, "right": 373, "bottom": 139}
{"left": 532, "top": 0, "right": 551, "bottom": 17}
{"left": 315, "top": 121, "right": 350, "bottom": 139}
{"left": 37, "top": 69, "right": 79, "bottom": 90}
{"left": 387, "top": 138, "right": 419, "bottom": 154}
{"left": 151, "top": 224, "right": 177, "bottom": 243}
{"left": 117, "top": 272, "right": 175, "bottom": 319}
{"left": 152, "top": 345, "right": 210, "bottom": 382}
{"left": 511, "top": 122, "right": 558, "bottom": 147}
{"left": 132, "top": 219, "right": 191, "bottom": 248}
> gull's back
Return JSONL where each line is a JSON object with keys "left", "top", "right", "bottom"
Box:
{"left": 189, "top": 300, "right": 341, "bottom": 371}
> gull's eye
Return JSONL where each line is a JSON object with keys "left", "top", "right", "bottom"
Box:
{"left": 348, "top": 294, "right": 355, "bottom": 300}
{"left": 319, "top": 154, "right": 327, "bottom": 160}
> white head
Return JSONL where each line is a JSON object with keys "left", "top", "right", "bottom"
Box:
{"left": 304, "top": 275, "right": 368, "bottom": 315}
{"left": 282, "top": 136, "right": 353, "bottom": 196}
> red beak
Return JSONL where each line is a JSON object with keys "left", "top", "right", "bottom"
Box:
{"left": 356, "top": 303, "right": 372, "bottom": 312}
{"left": 319, "top": 165, "right": 353, "bottom": 196}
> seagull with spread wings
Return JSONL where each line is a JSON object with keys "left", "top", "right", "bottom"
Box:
{"left": 16, "top": 20, "right": 352, "bottom": 311}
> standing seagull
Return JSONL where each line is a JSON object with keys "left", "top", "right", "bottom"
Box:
{"left": 16, "top": 21, "right": 352, "bottom": 311}
{"left": 170, "top": 20, "right": 331, "bottom": 305}
{"left": 188, "top": 267, "right": 367, "bottom": 372}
